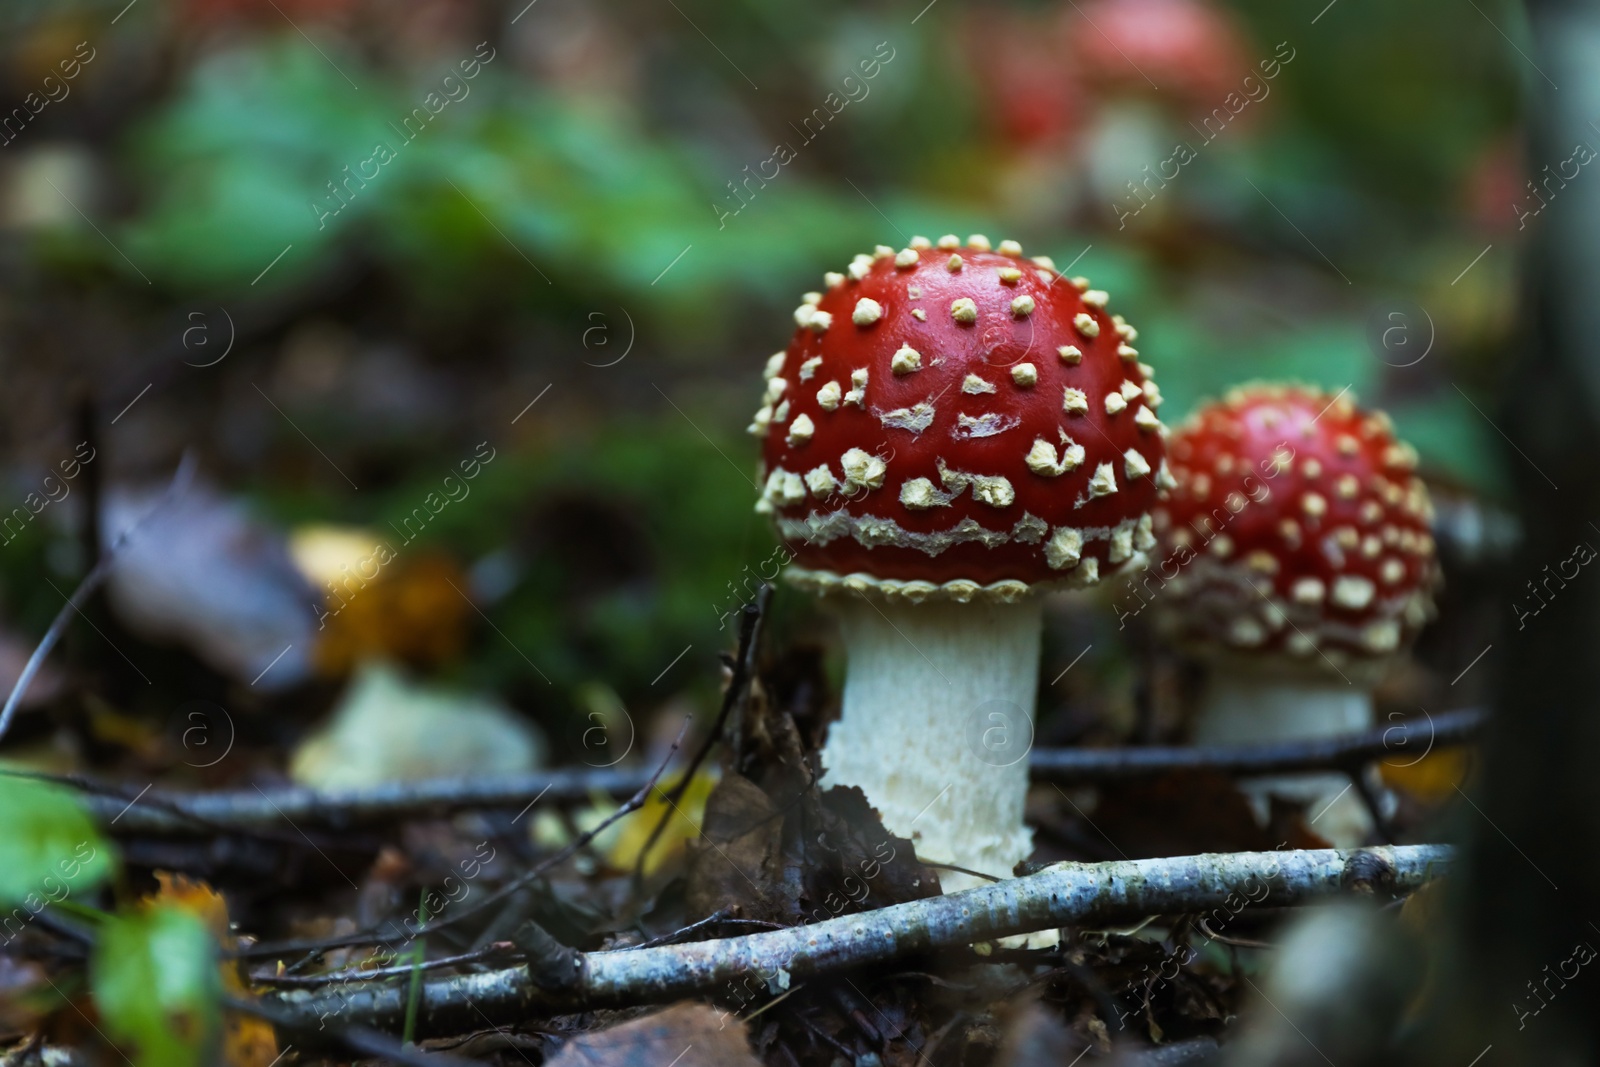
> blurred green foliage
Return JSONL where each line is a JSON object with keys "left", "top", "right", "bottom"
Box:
{"left": 90, "top": 905, "right": 220, "bottom": 1067}
{"left": 0, "top": 0, "right": 1529, "bottom": 727}
{"left": 0, "top": 774, "right": 112, "bottom": 909}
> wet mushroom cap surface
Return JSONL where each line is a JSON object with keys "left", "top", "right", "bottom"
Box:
{"left": 1154, "top": 384, "right": 1440, "bottom": 666}
{"left": 751, "top": 236, "right": 1170, "bottom": 599}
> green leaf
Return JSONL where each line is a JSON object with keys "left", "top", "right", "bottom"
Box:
{"left": 91, "top": 906, "right": 221, "bottom": 1067}
{"left": 0, "top": 773, "right": 113, "bottom": 911}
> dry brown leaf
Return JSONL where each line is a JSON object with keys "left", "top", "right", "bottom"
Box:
{"left": 686, "top": 773, "right": 787, "bottom": 923}
{"left": 544, "top": 1002, "right": 762, "bottom": 1067}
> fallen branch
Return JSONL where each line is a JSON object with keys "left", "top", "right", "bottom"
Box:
{"left": 1028, "top": 708, "right": 1482, "bottom": 782}
{"left": 260, "top": 844, "right": 1450, "bottom": 1036}
{"left": 43, "top": 708, "right": 1478, "bottom": 837}
{"left": 30, "top": 764, "right": 656, "bottom": 836}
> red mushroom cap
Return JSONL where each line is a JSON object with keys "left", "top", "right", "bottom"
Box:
{"left": 752, "top": 236, "right": 1169, "bottom": 602}
{"left": 1153, "top": 384, "right": 1439, "bottom": 673}
{"left": 1069, "top": 0, "right": 1252, "bottom": 105}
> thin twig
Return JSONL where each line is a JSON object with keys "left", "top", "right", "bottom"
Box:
{"left": 248, "top": 943, "right": 518, "bottom": 988}
{"left": 12, "top": 763, "right": 655, "bottom": 836}
{"left": 1196, "top": 917, "right": 1275, "bottom": 950}
{"left": 0, "top": 452, "right": 197, "bottom": 744}
{"left": 1349, "top": 768, "right": 1398, "bottom": 843}
{"left": 1028, "top": 708, "right": 1483, "bottom": 781}
{"left": 921, "top": 861, "right": 1002, "bottom": 883}
{"left": 629, "top": 911, "right": 788, "bottom": 950}
{"left": 260, "top": 844, "right": 1452, "bottom": 1036}
{"left": 223, "top": 994, "right": 479, "bottom": 1066}
{"left": 636, "top": 584, "right": 771, "bottom": 877}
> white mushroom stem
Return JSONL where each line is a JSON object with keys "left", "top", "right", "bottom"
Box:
{"left": 1192, "top": 670, "right": 1383, "bottom": 847}
{"left": 819, "top": 596, "right": 1043, "bottom": 890}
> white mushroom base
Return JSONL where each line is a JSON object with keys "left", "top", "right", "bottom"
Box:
{"left": 1193, "top": 672, "right": 1389, "bottom": 848}
{"left": 820, "top": 597, "right": 1044, "bottom": 893}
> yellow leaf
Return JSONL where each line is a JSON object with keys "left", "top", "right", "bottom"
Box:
{"left": 1378, "top": 746, "right": 1475, "bottom": 804}
{"left": 597, "top": 769, "right": 718, "bottom": 877}
{"left": 145, "top": 873, "right": 281, "bottom": 1067}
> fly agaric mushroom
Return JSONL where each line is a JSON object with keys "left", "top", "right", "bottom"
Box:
{"left": 1153, "top": 384, "right": 1439, "bottom": 843}
{"left": 750, "top": 235, "right": 1168, "bottom": 884}
{"left": 1069, "top": 0, "right": 1251, "bottom": 106}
